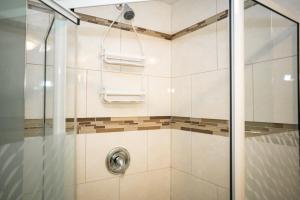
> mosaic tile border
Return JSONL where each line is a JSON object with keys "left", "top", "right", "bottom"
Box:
{"left": 24, "top": 116, "right": 298, "bottom": 138}
{"left": 75, "top": 0, "right": 256, "bottom": 41}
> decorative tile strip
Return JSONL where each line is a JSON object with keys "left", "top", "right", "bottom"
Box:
{"left": 75, "top": 0, "right": 256, "bottom": 41}
{"left": 24, "top": 116, "right": 297, "bottom": 141}
{"left": 75, "top": 12, "right": 173, "bottom": 40}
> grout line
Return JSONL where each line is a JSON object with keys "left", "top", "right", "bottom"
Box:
{"left": 172, "top": 168, "right": 229, "bottom": 190}
{"left": 245, "top": 55, "right": 298, "bottom": 65}
{"left": 85, "top": 70, "right": 88, "bottom": 118}
{"left": 251, "top": 64, "right": 255, "bottom": 121}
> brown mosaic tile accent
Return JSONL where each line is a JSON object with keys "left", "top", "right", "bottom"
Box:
{"left": 75, "top": 12, "right": 172, "bottom": 40}
{"left": 75, "top": 0, "right": 256, "bottom": 41}
{"left": 24, "top": 115, "right": 297, "bottom": 140}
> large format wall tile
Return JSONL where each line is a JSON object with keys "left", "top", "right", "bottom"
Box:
{"left": 86, "top": 70, "right": 147, "bottom": 117}
{"left": 148, "top": 129, "right": 171, "bottom": 170}
{"left": 77, "top": 178, "right": 119, "bottom": 200}
{"left": 245, "top": 5, "right": 297, "bottom": 65}
{"left": 77, "top": 22, "right": 121, "bottom": 70}
{"left": 171, "top": 76, "right": 191, "bottom": 117}
{"left": 171, "top": 169, "right": 218, "bottom": 200}
{"left": 172, "top": 24, "right": 218, "bottom": 77}
{"left": 217, "top": 18, "right": 229, "bottom": 70}
{"left": 85, "top": 131, "right": 147, "bottom": 181}
{"left": 191, "top": 69, "right": 229, "bottom": 119}
{"left": 171, "top": 129, "right": 192, "bottom": 173}
{"left": 141, "top": 34, "right": 171, "bottom": 77}
{"left": 25, "top": 65, "right": 44, "bottom": 119}
{"left": 76, "top": 134, "right": 86, "bottom": 184}
{"left": 77, "top": 1, "right": 172, "bottom": 34}
{"left": 191, "top": 133, "right": 229, "bottom": 188}
{"left": 271, "top": 11, "right": 297, "bottom": 60}
{"left": 245, "top": 5, "right": 272, "bottom": 64}
{"left": 120, "top": 168, "right": 170, "bottom": 200}
{"left": 245, "top": 65, "right": 254, "bottom": 121}
{"left": 121, "top": 131, "right": 147, "bottom": 175}
{"left": 171, "top": 0, "right": 217, "bottom": 33}
{"left": 253, "top": 57, "right": 298, "bottom": 124}
{"left": 85, "top": 132, "right": 124, "bottom": 181}
{"left": 217, "top": 0, "right": 229, "bottom": 13}
{"left": 148, "top": 76, "right": 171, "bottom": 116}
{"left": 66, "top": 69, "right": 87, "bottom": 118}
{"left": 26, "top": 9, "right": 50, "bottom": 65}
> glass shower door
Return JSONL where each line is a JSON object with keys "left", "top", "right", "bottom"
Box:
{"left": 244, "top": 1, "right": 299, "bottom": 199}
{"left": 43, "top": 14, "right": 77, "bottom": 200}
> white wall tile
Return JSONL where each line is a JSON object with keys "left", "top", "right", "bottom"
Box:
{"left": 171, "top": 129, "right": 192, "bottom": 173}
{"left": 217, "top": 187, "right": 229, "bottom": 200}
{"left": 245, "top": 5, "right": 272, "bottom": 64}
{"left": 148, "top": 76, "right": 171, "bottom": 116}
{"left": 66, "top": 69, "right": 87, "bottom": 118}
{"left": 121, "top": 131, "right": 147, "bottom": 175}
{"left": 26, "top": 9, "right": 50, "bottom": 65}
{"left": 76, "top": 134, "right": 86, "bottom": 184}
{"left": 141, "top": 35, "right": 171, "bottom": 77}
{"left": 191, "top": 69, "right": 229, "bottom": 119}
{"left": 148, "top": 129, "right": 171, "bottom": 170}
{"left": 86, "top": 70, "right": 147, "bottom": 117}
{"left": 114, "top": 30, "right": 169, "bottom": 77}
{"left": 245, "top": 5, "right": 297, "bottom": 64}
{"left": 245, "top": 65, "right": 254, "bottom": 121}
{"left": 217, "top": 18, "right": 229, "bottom": 69}
{"left": 253, "top": 57, "right": 298, "bottom": 124}
{"left": 77, "top": 22, "right": 121, "bottom": 70}
{"left": 77, "top": 1, "right": 171, "bottom": 34}
{"left": 77, "top": 178, "right": 119, "bottom": 200}
{"left": 85, "top": 132, "right": 123, "bottom": 181}
{"left": 172, "top": 24, "right": 217, "bottom": 77}
{"left": 171, "top": 76, "right": 191, "bottom": 117}
{"left": 25, "top": 65, "right": 44, "bottom": 119}
{"left": 85, "top": 131, "right": 147, "bottom": 181}
{"left": 171, "top": 169, "right": 218, "bottom": 200}
{"left": 271, "top": 11, "right": 297, "bottom": 59}
{"left": 192, "top": 133, "right": 229, "bottom": 188}
{"left": 120, "top": 168, "right": 170, "bottom": 200}
{"left": 217, "top": 0, "right": 229, "bottom": 12}
{"left": 171, "top": 0, "right": 217, "bottom": 33}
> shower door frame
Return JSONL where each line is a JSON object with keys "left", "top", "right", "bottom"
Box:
{"left": 229, "top": 0, "right": 300, "bottom": 199}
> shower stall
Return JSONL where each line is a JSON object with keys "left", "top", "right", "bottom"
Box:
{"left": 0, "top": 0, "right": 299, "bottom": 200}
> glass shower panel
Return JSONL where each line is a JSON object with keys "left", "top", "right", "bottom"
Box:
{"left": 0, "top": 0, "right": 26, "bottom": 199}
{"left": 244, "top": 1, "right": 299, "bottom": 199}
{"left": 23, "top": 2, "right": 77, "bottom": 200}
{"left": 43, "top": 14, "right": 77, "bottom": 200}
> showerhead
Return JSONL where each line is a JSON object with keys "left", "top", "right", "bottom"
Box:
{"left": 123, "top": 4, "right": 135, "bottom": 20}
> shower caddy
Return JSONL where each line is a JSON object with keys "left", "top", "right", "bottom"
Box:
{"left": 100, "top": 5, "right": 146, "bottom": 103}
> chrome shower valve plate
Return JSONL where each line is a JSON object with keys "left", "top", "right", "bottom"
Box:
{"left": 106, "top": 147, "right": 130, "bottom": 175}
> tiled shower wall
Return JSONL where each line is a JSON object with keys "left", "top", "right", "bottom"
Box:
{"left": 171, "top": 0, "right": 230, "bottom": 199}
{"left": 24, "top": 0, "right": 298, "bottom": 200}
{"left": 75, "top": 1, "right": 173, "bottom": 200}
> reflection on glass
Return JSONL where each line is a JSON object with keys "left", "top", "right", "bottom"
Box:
{"left": 245, "top": 1, "right": 300, "bottom": 199}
